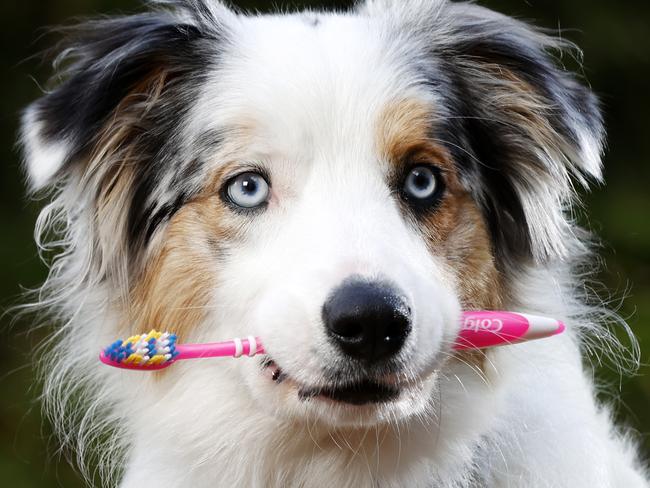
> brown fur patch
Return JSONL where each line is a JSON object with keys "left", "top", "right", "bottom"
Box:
{"left": 377, "top": 97, "right": 439, "bottom": 164}
{"left": 443, "top": 196, "right": 503, "bottom": 310}
{"left": 377, "top": 97, "right": 503, "bottom": 310}
{"left": 129, "top": 192, "right": 235, "bottom": 342}
{"left": 84, "top": 68, "right": 254, "bottom": 342}
{"left": 76, "top": 69, "right": 173, "bottom": 306}
{"left": 481, "top": 63, "right": 563, "bottom": 158}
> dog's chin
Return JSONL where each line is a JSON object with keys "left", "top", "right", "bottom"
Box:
{"left": 256, "top": 359, "right": 437, "bottom": 427}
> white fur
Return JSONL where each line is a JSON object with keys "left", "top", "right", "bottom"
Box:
{"left": 20, "top": 1, "right": 648, "bottom": 487}
{"left": 20, "top": 107, "right": 71, "bottom": 191}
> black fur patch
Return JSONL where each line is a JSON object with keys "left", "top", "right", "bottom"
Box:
{"left": 420, "top": 14, "right": 603, "bottom": 269}
{"left": 36, "top": 15, "right": 205, "bottom": 161}
{"left": 27, "top": 6, "right": 229, "bottom": 262}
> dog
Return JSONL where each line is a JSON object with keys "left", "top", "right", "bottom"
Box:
{"left": 19, "top": 0, "right": 649, "bottom": 486}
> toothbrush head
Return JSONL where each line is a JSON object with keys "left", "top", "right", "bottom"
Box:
{"left": 100, "top": 330, "right": 179, "bottom": 370}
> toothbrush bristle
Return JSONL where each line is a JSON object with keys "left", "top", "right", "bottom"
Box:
{"left": 103, "top": 330, "right": 179, "bottom": 367}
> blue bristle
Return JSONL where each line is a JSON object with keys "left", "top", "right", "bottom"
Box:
{"left": 103, "top": 332, "right": 180, "bottom": 365}
{"left": 103, "top": 338, "right": 139, "bottom": 363}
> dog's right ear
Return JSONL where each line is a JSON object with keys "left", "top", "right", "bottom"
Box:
{"left": 19, "top": 1, "right": 232, "bottom": 192}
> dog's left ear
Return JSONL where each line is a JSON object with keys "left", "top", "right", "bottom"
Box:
{"left": 444, "top": 3, "right": 605, "bottom": 264}
{"left": 362, "top": 0, "right": 605, "bottom": 263}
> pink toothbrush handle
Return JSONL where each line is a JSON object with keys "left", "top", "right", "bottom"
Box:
{"left": 174, "top": 312, "right": 563, "bottom": 357}
{"left": 454, "top": 311, "right": 565, "bottom": 350}
{"left": 99, "top": 312, "right": 565, "bottom": 371}
{"left": 176, "top": 336, "right": 265, "bottom": 360}
{"left": 98, "top": 336, "right": 265, "bottom": 371}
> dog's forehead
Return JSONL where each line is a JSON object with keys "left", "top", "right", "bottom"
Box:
{"left": 191, "top": 13, "right": 435, "bottom": 159}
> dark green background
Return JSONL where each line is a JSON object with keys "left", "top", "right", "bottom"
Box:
{"left": 1, "top": 1, "right": 648, "bottom": 486}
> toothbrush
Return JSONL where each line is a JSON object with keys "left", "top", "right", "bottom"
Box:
{"left": 99, "top": 311, "right": 565, "bottom": 371}
{"left": 100, "top": 331, "right": 264, "bottom": 371}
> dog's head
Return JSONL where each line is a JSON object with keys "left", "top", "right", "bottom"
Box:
{"left": 21, "top": 0, "right": 603, "bottom": 429}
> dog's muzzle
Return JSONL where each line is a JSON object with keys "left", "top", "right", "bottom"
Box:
{"left": 262, "top": 276, "right": 415, "bottom": 407}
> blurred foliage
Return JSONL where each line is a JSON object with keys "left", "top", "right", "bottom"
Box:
{"left": 0, "top": 1, "right": 648, "bottom": 486}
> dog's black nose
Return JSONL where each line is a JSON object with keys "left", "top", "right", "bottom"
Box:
{"left": 322, "top": 279, "right": 411, "bottom": 363}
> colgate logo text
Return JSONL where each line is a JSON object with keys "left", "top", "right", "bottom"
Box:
{"left": 462, "top": 317, "right": 504, "bottom": 333}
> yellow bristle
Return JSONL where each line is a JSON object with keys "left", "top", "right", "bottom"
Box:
{"left": 148, "top": 355, "right": 166, "bottom": 365}
{"left": 124, "top": 335, "right": 141, "bottom": 346}
{"left": 144, "top": 330, "right": 161, "bottom": 342}
{"left": 125, "top": 354, "right": 144, "bottom": 365}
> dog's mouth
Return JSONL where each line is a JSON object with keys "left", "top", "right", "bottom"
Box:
{"left": 298, "top": 379, "right": 400, "bottom": 405}
{"left": 262, "top": 359, "right": 400, "bottom": 406}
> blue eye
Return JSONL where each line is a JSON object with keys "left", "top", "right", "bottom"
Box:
{"left": 403, "top": 166, "right": 439, "bottom": 201}
{"left": 226, "top": 172, "right": 270, "bottom": 209}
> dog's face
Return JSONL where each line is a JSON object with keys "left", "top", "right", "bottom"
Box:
{"left": 21, "top": 0, "right": 603, "bottom": 430}
{"left": 176, "top": 16, "right": 504, "bottom": 426}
